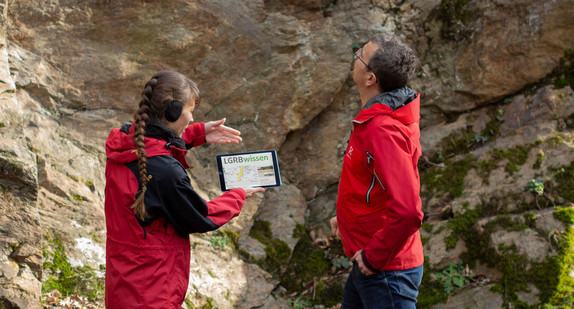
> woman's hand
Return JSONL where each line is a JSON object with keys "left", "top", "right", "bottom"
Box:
{"left": 244, "top": 187, "right": 265, "bottom": 198}
{"left": 205, "top": 118, "right": 242, "bottom": 144}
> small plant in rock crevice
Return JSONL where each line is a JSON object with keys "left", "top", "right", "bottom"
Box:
{"left": 434, "top": 260, "right": 474, "bottom": 295}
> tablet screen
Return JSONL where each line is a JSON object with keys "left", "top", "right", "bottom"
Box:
{"left": 215, "top": 150, "right": 282, "bottom": 191}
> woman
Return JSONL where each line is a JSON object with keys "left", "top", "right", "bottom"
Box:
{"left": 104, "top": 71, "right": 264, "bottom": 308}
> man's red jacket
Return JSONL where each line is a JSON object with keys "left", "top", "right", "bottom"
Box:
{"left": 337, "top": 88, "right": 424, "bottom": 272}
{"left": 104, "top": 122, "right": 246, "bottom": 308}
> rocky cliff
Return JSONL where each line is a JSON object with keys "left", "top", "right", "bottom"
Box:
{"left": 0, "top": 0, "right": 573, "bottom": 308}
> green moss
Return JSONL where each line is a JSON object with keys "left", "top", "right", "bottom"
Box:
{"left": 203, "top": 297, "right": 215, "bottom": 309}
{"left": 476, "top": 158, "right": 498, "bottom": 184}
{"left": 495, "top": 215, "right": 528, "bottom": 232}
{"left": 440, "top": 0, "right": 472, "bottom": 39}
{"left": 206, "top": 269, "right": 217, "bottom": 278}
{"left": 9, "top": 241, "right": 24, "bottom": 253}
{"left": 548, "top": 225, "right": 574, "bottom": 305}
{"left": 438, "top": 202, "right": 574, "bottom": 307}
{"left": 444, "top": 204, "right": 482, "bottom": 250}
{"left": 421, "top": 155, "right": 474, "bottom": 198}
{"left": 421, "top": 236, "right": 430, "bottom": 246}
{"left": 553, "top": 49, "right": 574, "bottom": 89}
{"left": 311, "top": 280, "right": 345, "bottom": 307}
{"left": 249, "top": 220, "right": 273, "bottom": 244}
{"left": 523, "top": 212, "right": 538, "bottom": 228}
{"left": 418, "top": 259, "right": 448, "bottom": 308}
{"left": 533, "top": 150, "right": 545, "bottom": 170}
{"left": 0, "top": 122, "right": 5, "bottom": 127}
{"left": 551, "top": 161, "right": 574, "bottom": 202}
{"left": 84, "top": 179, "right": 95, "bottom": 190}
{"left": 0, "top": 185, "right": 12, "bottom": 200}
{"left": 444, "top": 233, "right": 458, "bottom": 250}
{"left": 42, "top": 233, "right": 104, "bottom": 300}
{"left": 12, "top": 164, "right": 22, "bottom": 175}
{"left": 438, "top": 127, "right": 476, "bottom": 159}
{"left": 554, "top": 206, "right": 574, "bottom": 225}
{"left": 529, "top": 216, "right": 574, "bottom": 307}
{"left": 68, "top": 174, "right": 79, "bottom": 182}
{"left": 70, "top": 192, "right": 87, "bottom": 201}
{"left": 185, "top": 297, "right": 194, "bottom": 309}
{"left": 280, "top": 225, "right": 330, "bottom": 292}
{"left": 28, "top": 146, "right": 42, "bottom": 153}
{"left": 248, "top": 220, "right": 291, "bottom": 276}
{"left": 497, "top": 244, "right": 530, "bottom": 297}
{"left": 489, "top": 144, "right": 532, "bottom": 176}
{"left": 209, "top": 230, "right": 239, "bottom": 251}
{"left": 480, "top": 109, "right": 504, "bottom": 139}
{"left": 547, "top": 135, "right": 566, "bottom": 148}
{"left": 261, "top": 239, "right": 291, "bottom": 275}
{"left": 422, "top": 223, "right": 434, "bottom": 233}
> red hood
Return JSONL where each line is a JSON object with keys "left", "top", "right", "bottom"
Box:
{"left": 354, "top": 94, "right": 420, "bottom": 125}
{"left": 105, "top": 125, "right": 189, "bottom": 169}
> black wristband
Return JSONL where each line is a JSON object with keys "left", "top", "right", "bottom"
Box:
{"left": 361, "top": 250, "right": 381, "bottom": 274}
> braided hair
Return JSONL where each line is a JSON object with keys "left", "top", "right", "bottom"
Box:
{"left": 131, "top": 71, "right": 201, "bottom": 220}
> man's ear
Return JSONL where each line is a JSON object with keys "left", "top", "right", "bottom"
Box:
{"left": 366, "top": 72, "right": 377, "bottom": 87}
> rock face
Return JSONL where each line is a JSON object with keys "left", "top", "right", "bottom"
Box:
{"left": 0, "top": 0, "right": 573, "bottom": 308}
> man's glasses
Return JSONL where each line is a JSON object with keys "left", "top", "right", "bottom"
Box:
{"left": 354, "top": 48, "right": 372, "bottom": 71}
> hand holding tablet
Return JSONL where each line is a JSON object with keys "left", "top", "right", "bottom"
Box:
{"left": 216, "top": 150, "right": 282, "bottom": 191}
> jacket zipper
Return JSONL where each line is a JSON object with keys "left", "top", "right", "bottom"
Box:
{"left": 366, "top": 176, "right": 376, "bottom": 204}
{"left": 365, "top": 151, "right": 386, "bottom": 204}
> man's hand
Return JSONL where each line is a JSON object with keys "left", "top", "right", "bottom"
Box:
{"left": 352, "top": 250, "right": 375, "bottom": 276}
{"left": 330, "top": 217, "right": 341, "bottom": 239}
{"left": 205, "top": 118, "right": 242, "bottom": 144}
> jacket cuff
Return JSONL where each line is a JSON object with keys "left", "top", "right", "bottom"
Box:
{"left": 362, "top": 250, "right": 381, "bottom": 273}
{"left": 182, "top": 123, "right": 206, "bottom": 149}
{"left": 230, "top": 188, "right": 247, "bottom": 200}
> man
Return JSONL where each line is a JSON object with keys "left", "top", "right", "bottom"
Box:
{"left": 331, "top": 33, "right": 424, "bottom": 308}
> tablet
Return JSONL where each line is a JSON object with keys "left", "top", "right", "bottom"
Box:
{"left": 215, "top": 150, "right": 282, "bottom": 191}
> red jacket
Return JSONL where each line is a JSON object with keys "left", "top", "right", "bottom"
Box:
{"left": 337, "top": 90, "right": 424, "bottom": 272}
{"left": 105, "top": 121, "right": 246, "bottom": 308}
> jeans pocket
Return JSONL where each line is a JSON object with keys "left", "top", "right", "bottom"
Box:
{"left": 385, "top": 266, "right": 422, "bottom": 301}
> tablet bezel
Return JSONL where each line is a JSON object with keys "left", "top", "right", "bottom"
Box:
{"left": 215, "top": 150, "right": 282, "bottom": 191}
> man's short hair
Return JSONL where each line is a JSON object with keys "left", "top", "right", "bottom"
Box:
{"left": 368, "top": 33, "right": 419, "bottom": 92}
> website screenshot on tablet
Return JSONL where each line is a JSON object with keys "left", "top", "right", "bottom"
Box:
{"left": 216, "top": 150, "right": 282, "bottom": 191}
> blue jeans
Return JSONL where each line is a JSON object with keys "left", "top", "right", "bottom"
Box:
{"left": 342, "top": 264, "right": 423, "bottom": 309}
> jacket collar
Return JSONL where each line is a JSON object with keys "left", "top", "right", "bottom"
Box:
{"left": 107, "top": 119, "right": 190, "bottom": 169}
{"left": 354, "top": 87, "right": 420, "bottom": 125}
{"left": 363, "top": 87, "right": 417, "bottom": 111}
{"left": 130, "top": 116, "right": 187, "bottom": 150}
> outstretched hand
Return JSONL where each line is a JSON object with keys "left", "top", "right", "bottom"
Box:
{"left": 244, "top": 187, "right": 265, "bottom": 198}
{"left": 205, "top": 118, "right": 242, "bottom": 144}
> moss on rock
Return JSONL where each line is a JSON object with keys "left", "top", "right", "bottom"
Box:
{"left": 42, "top": 233, "right": 104, "bottom": 301}
{"left": 248, "top": 220, "right": 291, "bottom": 276}
{"left": 280, "top": 224, "right": 330, "bottom": 292}
{"left": 420, "top": 203, "right": 574, "bottom": 308}
{"left": 489, "top": 144, "right": 532, "bottom": 176}
{"left": 421, "top": 155, "right": 475, "bottom": 199}
{"left": 551, "top": 160, "right": 574, "bottom": 202}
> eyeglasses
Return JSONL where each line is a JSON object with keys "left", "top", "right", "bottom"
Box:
{"left": 354, "top": 48, "right": 372, "bottom": 71}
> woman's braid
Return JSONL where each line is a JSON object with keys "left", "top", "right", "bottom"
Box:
{"left": 131, "top": 78, "right": 157, "bottom": 221}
